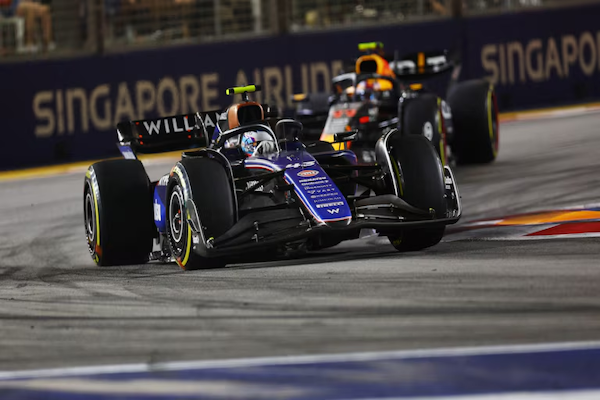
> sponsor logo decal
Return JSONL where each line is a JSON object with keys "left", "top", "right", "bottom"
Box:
{"left": 246, "top": 180, "right": 264, "bottom": 192}
{"left": 316, "top": 201, "right": 345, "bottom": 209}
{"left": 297, "top": 170, "right": 319, "bottom": 178}
{"left": 327, "top": 208, "right": 340, "bottom": 214}
{"left": 441, "top": 100, "right": 452, "bottom": 119}
{"left": 158, "top": 175, "right": 170, "bottom": 186}
{"left": 286, "top": 161, "right": 317, "bottom": 169}
{"left": 154, "top": 200, "right": 162, "bottom": 221}
{"left": 423, "top": 122, "right": 434, "bottom": 141}
{"left": 299, "top": 176, "right": 326, "bottom": 183}
{"left": 142, "top": 116, "right": 196, "bottom": 135}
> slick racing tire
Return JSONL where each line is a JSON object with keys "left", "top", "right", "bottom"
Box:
{"left": 166, "top": 157, "right": 235, "bottom": 270}
{"left": 401, "top": 93, "right": 449, "bottom": 166}
{"left": 84, "top": 159, "right": 155, "bottom": 266}
{"left": 386, "top": 135, "right": 446, "bottom": 251}
{"left": 447, "top": 79, "right": 499, "bottom": 164}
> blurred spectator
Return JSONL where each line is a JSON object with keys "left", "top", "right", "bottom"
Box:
{"left": 104, "top": 0, "right": 258, "bottom": 43}
{"left": 298, "top": 0, "right": 456, "bottom": 29}
{"left": 0, "top": 0, "right": 18, "bottom": 17}
{"left": 431, "top": 0, "right": 544, "bottom": 15}
{"left": 0, "top": 0, "right": 21, "bottom": 54}
{"left": 429, "top": 0, "right": 451, "bottom": 15}
{"left": 16, "top": 0, "right": 54, "bottom": 51}
{"left": 186, "top": 0, "right": 214, "bottom": 38}
{"left": 105, "top": 0, "right": 213, "bottom": 44}
{"left": 220, "top": 0, "right": 253, "bottom": 35}
{"left": 173, "top": 0, "right": 194, "bottom": 38}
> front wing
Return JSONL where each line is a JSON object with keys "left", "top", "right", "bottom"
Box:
{"left": 189, "top": 165, "right": 460, "bottom": 258}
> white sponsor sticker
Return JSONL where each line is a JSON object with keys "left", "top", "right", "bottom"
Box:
{"left": 423, "top": 122, "right": 434, "bottom": 141}
{"left": 441, "top": 100, "right": 452, "bottom": 119}
{"left": 316, "top": 201, "right": 345, "bottom": 209}
{"left": 246, "top": 180, "right": 264, "bottom": 192}
{"left": 158, "top": 175, "right": 169, "bottom": 186}
{"left": 153, "top": 200, "right": 161, "bottom": 221}
{"left": 286, "top": 161, "right": 317, "bottom": 169}
{"left": 299, "top": 176, "right": 327, "bottom": 183}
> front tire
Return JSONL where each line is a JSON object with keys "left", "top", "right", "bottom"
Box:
{"left": 385, "top": 135, "right": 446, "bottom": 251}
{"left": 83, "top": 159, "right": 155, "bottom": 266}
{"left": 447, "top": 79, "right": 499, "bottom": 164}
{"left": 166, "top": 157, "right": 235, "bottom": 270}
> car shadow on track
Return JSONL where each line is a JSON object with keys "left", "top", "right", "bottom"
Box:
{"left": 71, "top": 237, "right": 555, "bottom": 278}
{"left": 222, "top": 237, "right": 422, "bottom": 271}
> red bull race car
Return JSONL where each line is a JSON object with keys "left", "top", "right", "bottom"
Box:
{"left": 83, "top": 85, "right": 461, "bottom": 270}
{"left": 294, "top": 42, "right": 499, "bottom": 165}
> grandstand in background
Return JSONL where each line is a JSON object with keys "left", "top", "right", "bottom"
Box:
{"left": 0, "top": 0, "right": 596, "bottom": 60}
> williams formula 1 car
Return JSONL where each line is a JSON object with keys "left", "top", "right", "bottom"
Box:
{"left": 83, "top": 85, "right": 461, "bottom": 270}
{"left": 294, "top": 42, "right": 499, "bottom": 165}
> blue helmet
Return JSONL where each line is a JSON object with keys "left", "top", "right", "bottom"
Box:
{"left": 241, "top": 130, "right": 275, "bottom": 157}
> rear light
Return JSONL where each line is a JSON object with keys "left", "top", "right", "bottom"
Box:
{"left": 359, "top": 116, "right": 370, "bottom": 124}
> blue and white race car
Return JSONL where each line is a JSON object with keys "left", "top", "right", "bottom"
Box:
{"left": 83, "top": 85, "right": 461, "bottom": 270}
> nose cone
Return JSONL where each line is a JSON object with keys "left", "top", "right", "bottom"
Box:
{"left": 323, "top": 218, "right": 352, "bottom": 229}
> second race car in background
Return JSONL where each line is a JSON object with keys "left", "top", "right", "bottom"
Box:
{"left": 293, "top": 42, "right": 499, "bottom": 165}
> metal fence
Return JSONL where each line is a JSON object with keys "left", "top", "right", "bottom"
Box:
{"left": 461, "top": 0, "right": 600, "bottom": 15}
{"left": 0, "top": 0, "right": 276, "bottom": 58}
{"left": 289, "top": 0, "right": 452, "bottom": 31}
{"left": 0, "top": 0, "right": 598, "bottom": 60}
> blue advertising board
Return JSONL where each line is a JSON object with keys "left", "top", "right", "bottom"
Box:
{"left": 1, "top": 2, "right": 600, "bottom": 170}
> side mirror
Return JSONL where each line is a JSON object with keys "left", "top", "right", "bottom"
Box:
{"left": 333, "top": 130, "right": 358, "bottom": 143}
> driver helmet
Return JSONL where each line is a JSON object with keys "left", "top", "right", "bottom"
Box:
{"left": 355, "top": 79, "right": 393, "bottom": 101}
{"left": 241, "top": 129, "right": 276, "bottom": 157}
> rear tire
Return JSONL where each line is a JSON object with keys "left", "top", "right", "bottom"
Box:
{"left": 83, "top": 160, "right": 155, "bottom": 266}
{"left": 385, "top": 135, "right": 446, "bottom": 251}
{"left": 166, "top": 157, "right": 235, "bottom": 270}
{"left": 401, "top": 93, "right": 448, "bottom": 165}
{"left": 447, "top": 79, "right": 499, "bottom": 164}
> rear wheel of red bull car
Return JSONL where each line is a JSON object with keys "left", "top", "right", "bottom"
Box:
{"left": 447, "top": 79, "right": 499, "bottom": 164}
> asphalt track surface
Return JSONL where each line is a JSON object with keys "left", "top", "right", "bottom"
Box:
{"left": 0, "top": 112, "right": 599, "bottom": 373}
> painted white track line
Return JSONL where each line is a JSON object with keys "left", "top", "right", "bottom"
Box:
{"left": 1, "top": 340, "right": 600, "bottom": 381}
{"left": 362, "top": 390, "right": 600, "bottom": 400}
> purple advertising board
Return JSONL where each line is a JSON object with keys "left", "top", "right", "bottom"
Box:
{"left": 463, "top": 2, "right": 600, "bottom": 110}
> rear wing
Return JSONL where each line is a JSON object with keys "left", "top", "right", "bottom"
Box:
{"left": 116, "top": 110, "right": 224, "bottom": 157}
{"left": 390, "top": 50, "right": 456, "bottom": 79}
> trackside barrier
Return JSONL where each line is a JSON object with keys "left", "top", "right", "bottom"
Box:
{"left": 1, "top": 3, "right": 600, "bottom": 170}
